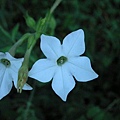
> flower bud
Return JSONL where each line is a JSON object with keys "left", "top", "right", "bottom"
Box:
{"left": 17, "top": 65, "right": 28, "bottom": 93}
{"left": 24, "top": 13, "right": 36, "bottom": 30}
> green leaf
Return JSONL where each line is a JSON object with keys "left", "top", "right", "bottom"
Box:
{"left": 11, "top": 23, "right": 19, "bottom": 42}
{"left": 87, "top": 106, "right": 114, "bottom": 120}
{"left": 87, "top": 106, "right": 101, "bottom": 118}
{"left": 0, "top": 25, "right": 11, "bottom": 39}
{"left": 93, "top": 112, "right": 105, "bottom": 120}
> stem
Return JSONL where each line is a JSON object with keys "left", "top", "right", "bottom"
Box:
{"left": 24, "top": 34, "right": 37, "bottom": 65}
{"left": 106, "top": 98, "right": 120, "bottom": 111}
{"left": 34, "top": 0, "right": 62, "bottom": 39}
{"left": 50, "top": 0, "right": 62, "bottom": 14}
{"left": 23, "top": 81, "right": 36, "bottom": 120}
{"left": 8, "top": 33, "right": 31, "bottom": 56}
{"left": 22, "top": 49, "right": 31, "bottom": 67}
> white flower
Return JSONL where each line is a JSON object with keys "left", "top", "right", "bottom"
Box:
{"left": 29, "top": 29, "right": 98, "bottom": 101}
{"left": 0, "top": 52, "right": 32, "bottom": 100}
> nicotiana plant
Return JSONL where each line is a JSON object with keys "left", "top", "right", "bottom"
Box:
{"left": 29, "top": 29, "right": 98, "bottom": 101}
{"left": 0, "top": 0, "right": 98, "bottom": 101}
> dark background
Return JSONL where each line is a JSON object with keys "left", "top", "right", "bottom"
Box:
{"left": 0, "top": 0, "right": 120, "bottom": 120}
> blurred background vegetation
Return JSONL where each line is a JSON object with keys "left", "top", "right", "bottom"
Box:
{"left": 0, "top": 0, "right": 120, "bottom": 120}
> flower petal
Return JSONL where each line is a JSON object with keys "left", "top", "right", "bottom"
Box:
{"left": 68, "top": 57, "right": 98, "bottom": 82}
{"left": 0, "top": 65, "right": 6, "bottom": 86}
{"left": 6, "top": 54, "right": 32, "bottom": 90}
{"left": 62, "top": 29, "right": 85, "bottom": 57}
{"left": 10, "top": 60, "right": 23, "bottom": 73}
{"left": 8, "top": 68, "right": 18, "bottom": 88}
{"left": 29, "top": 59, "right": 56, "bottom": 82}
{"left": 0, "top": 69, "right": 12, "bottom": 100}
{"left": 41, "top": 34, "right": 62, "bottom": 60}
{"left": 0, "top": 52, "right": 5, "bottom": 59}
{"left": 52, "top": 65, "right": 75, "bottom": 101}
{"left": 5, "top": 52, "right": 24, "bottom": 65}
{"left": 22, "top": 83, "right": 33, "bottom": 90}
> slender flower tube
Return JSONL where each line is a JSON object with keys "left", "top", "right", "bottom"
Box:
{"left": 17, "top": 34, "right": 36, "bottom": 93}
{"left": 29, "top": 29, "right": 98, "bottom": 101}
{"left": 0, "top": 52, "right": 32, "bottom": 100}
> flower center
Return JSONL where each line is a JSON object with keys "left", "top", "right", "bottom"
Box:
{"left": 1, "top": 58, "right": 11, "bottom": 67}
{"left": 57, "top": 56, "right": 67, "bottom": 66}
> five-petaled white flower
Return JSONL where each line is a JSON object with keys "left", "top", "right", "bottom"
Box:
{"left": 0, "top": 52, "right": 32, "bottom": 100}
{"left": 29, "top": 29, "right": 98, "bottom": 101}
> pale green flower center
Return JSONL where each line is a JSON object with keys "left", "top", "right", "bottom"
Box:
{"left": 57, "top": 56, "right": 67, "bottom": 66}
{"left": 1, "top": 58, "right": 11, "bottom": 67}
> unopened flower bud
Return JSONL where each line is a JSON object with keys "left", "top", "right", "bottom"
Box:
{"left": 17, "top": 65, "right": 28, "bottom": 93}
{"left": 24, "top": 13, "right": 36, "bottom": 30}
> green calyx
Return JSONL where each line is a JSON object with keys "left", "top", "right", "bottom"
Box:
{"left": 57, "top": 56, "right": 67, "bottom": 66}
{"left": 1, "top": 58, "right": 11, "bottom": 67}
